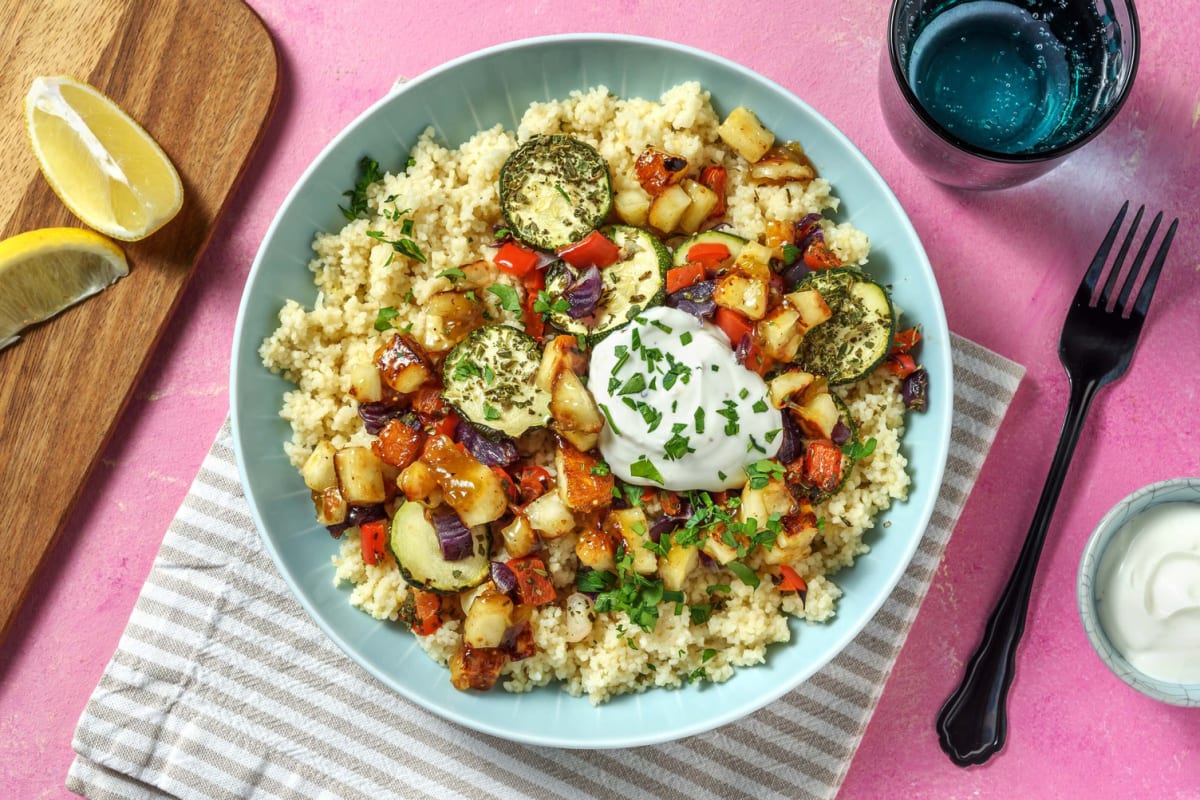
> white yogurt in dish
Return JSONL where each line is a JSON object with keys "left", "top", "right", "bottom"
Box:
{"left": 588, "top": 305, "right": 782, "bottom": 492}
{"left": 1095, "top": 502, "right": 1200, "bottom": 684}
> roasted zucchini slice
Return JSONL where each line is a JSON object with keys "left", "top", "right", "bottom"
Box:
{"left": 499, "top": 135, "right": 612, "bottom": 250}
{"left": 542, "top": 225, "right": 670, "bottom": 343}
{"left": 441, "top": 324, "right": 551, "bottom": 438}
{"left": 795, "top": 268, "right": 895, "bottom": 385}
{"left": 388, "top": 501, "right": 491, "bottom": 594}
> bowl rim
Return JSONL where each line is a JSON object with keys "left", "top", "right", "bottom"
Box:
{"left": 1076, "top": 476, "right": 1200, "bottom": 705}
{"left": 229, "top": 32, "right": 955, "bottom": 746}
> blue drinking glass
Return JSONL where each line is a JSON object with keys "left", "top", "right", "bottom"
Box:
{"left": 880, "top": 0, "right": 1140, "bottom": 189}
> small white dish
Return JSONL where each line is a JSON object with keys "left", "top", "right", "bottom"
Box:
{"left": 1077, "top": 477, "right": 1200, "bottom": 707}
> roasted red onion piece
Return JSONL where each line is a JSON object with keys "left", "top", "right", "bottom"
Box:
{"left": 776, "top": 411, "right": 804, "bottom": 464}
{"left": 358, "top": 401, "right": 404, "bottom": 435}
{"left": 455, "top": 418, "right": 519, "bottom": 466}
{"left": 667, "top": 279, "right": 716, "bottom": 319}
{"left": 903, "top": 368, "right": 929, "bottom": 411}
{"left": 490, "top": 561, "right": 518, "bottom": 594}
{"left": 831, "top": 421, "right": 852, "bottom": 447}
{"left": 564, "top": 265, "right": 603, "bottom": 319}
{"left": 431, "top": 509, "right": 475, "bottom": 561}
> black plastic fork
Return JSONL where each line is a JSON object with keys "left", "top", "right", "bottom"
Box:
{"left": 935, "top": 203, "right": 1179, "bottom": 767}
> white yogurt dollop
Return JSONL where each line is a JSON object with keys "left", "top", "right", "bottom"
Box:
{"left": 1095, "top": 501, "right": 1200, "bottom": 684}
{"left": 587, "top": 305, "right": 781, "bottom": 491}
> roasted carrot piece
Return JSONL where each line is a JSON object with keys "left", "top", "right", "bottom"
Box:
{"left": 803, "top": 440, "right": 843, "bottom": 493}
{"left": 699, "top": 165, "right": 727, "bottom": 217}
{"left": 372, "top": 418, "right": 425, "bottom": 469}
{"left": 507, "top": 555, "right": 557, "bottom": 606}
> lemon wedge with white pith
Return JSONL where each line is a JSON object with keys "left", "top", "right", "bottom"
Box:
{"left": 0, "top": 228, "right": 128, "bottom": 350}
{"left": 24, "top": 76, "right": 183, "bottom": 241}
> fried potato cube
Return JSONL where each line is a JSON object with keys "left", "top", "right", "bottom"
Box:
{"left": 613, "top": 187, "right": 653, "bottom": 227}
{"left": 604, "top": 507, "right": 656, "bottom": 575}
{"left": 524, "top": 490, "right": 576, "bottom": 538}
{"left": 374, "top": 333, "right": 433, "bottom": 393}
{"left": 301, "top": 440, "right": 339, "bottom": 492}
{"left": 647, "top": 183, "right": 692, "bottom": 234}
{"left": 333, "top": 446, "right": 386, "bottom": 505}
{"left": 718, "top": 106, "right": 776, "bottom": 163}
{"left": 677, "top": 179, "right": 720, "bottom": 234}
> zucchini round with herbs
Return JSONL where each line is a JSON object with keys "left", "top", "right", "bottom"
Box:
{"left": 543, "top": 225, "right": 670, "bottom": 343}
{"left": 671, "top": 229, "right": 747, "bottom": 268}
{"left": 499, "top": 135, "right": 612, "bottom": 250}
{"left": 796, "top": 268, "right": 895, "bottom": 385}
{"left": 389, "top": 501, "right": 491, "bottom": 594}
{"left": 441, "top": 324, "right": 551, "bottom": 438}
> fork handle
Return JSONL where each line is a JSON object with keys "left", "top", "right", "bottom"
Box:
{"left": 936, "top": 377, "right": 1101, "bottom": 766}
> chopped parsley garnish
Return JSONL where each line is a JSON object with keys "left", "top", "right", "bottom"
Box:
{"left": 663, "top": 431, "right": 693, "bottom": 461}
{"left": 752, "top": 398, "right": 768, "bottom": 413}
{"left": 437, "top": 267, "right": 466, "bottom": 283}
{"left": 374, "top": 306, "right": 400, "bottom": 331}
{"left": 765, "top": 428, "right": 781, "bottom": 443}
{"left": 651, "top": 319, "right": 673, "bottom": 334}
{"left": 590, "top": 463, "right": 611, "bottom": 476}
{"left": 618, "top": 373, "right": 646, "bottom": 396}
{"left": 483, "top": 403, "right": 500, "bottom": 421}
{"left": 630, "top": 457, "right": 665, "bottom": 485}
{"left": 452, "top": 359, "right": 482, "bottom": 381}
{"left": 365, "top": 229, "right": 427, "bottom": 264}
{"left": 739, "top": 387, "right": 749, "bottom": 400}
{"left": 532, "top": 290, "right": 569, "bottom": 318}
{"left": 483, "top": 365, "right": 496, "bottom": 384}
{"left": 726, "top": 561, "right": 761, "bottom": 589}
{"left": 843, "top": 437, "right": 878, "bottom": 459}
{"left": 554, "top": 183, "right": 571, "bottom": 203}
{"left": 717, "top": 400, "right": 740, "bottom": 435}
{"left": 694, "top": 407, "right": 706, "bottom": 434}
{"left": 598, "top": 403, "right": 622, "bottom": 436}
{"left": 782, "top": 243, "right": 802, "bottom": 264}
{"left": 745, "top": 459, "right": 786, "bottom": 489}
{"left": 680, "top": 331, "right": 693, "bottom": 346}
{"left": 487, "top": 284, "right": 523, "bottom": 319}
{"left": 339, "top": 156, "right": 383, "bottom": 220}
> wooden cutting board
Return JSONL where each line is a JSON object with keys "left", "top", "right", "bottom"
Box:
{"left": 0, "top": 0, "right": 278, "bottom": 642}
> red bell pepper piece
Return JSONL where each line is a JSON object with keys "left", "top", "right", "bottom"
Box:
{"left": 516, "top": 464, "right": 552, "bottom": 504}
{"left": 778, "top": 564, "right": 808, "bottom": 594}
{"left": 884, "top": 352, "right": 919, "bottom": 378}
{"left": 891, "top": 327, "right": 922, "bottom": 354}
{"left": 557, "top": 230, "right": 620, "bottom": 269}
{"left": 699, "top": 165, "right": 727, "bottom": 217}
{"left": 682, "top": 241, "right": 731, "bottom": 274}
{"left": 803, "top": 239, "right": 841, "bottom": 270}
{"left": 494, "top": 241, "right": 541, "bottom": 277}
{"left": 665, "top": 262, "right": 706, "bottom": 294}
{"left": 359, "top": 519, "right": 388, "bottom": 567}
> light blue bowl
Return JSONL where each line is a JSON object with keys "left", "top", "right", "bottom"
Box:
{"left": 1077, "top": 478, "right": 1200, "bottom": 707}
{"left": 230, "top": 34, "right": 953, "bottom": 747}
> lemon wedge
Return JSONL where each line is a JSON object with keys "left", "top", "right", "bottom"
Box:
{"left": 0, "top": 227, "right": 129, "bottom": 350}
{"left": 24, "top": 76, "right": 183, "bottom": 241}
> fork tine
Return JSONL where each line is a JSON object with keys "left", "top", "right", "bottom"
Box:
{"left": 1114, "top": 210, "right": 1162, "bottom": 311}
{"left": 1098, "top": 205, "right": 1145, "bottom": 308}
{"left": 1081, "top": 201, "right": 1130, "bottom": 297}
{"left": 1129, "top": 216, "right": 1179, "bottom": 319}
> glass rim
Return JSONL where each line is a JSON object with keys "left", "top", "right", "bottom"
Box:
{"left": 886, "top": 0, "right": 1142, "bottom": 164}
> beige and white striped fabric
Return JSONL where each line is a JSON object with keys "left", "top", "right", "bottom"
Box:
{"left": 67, "top": 334, "right": 1022, "bottom": 800}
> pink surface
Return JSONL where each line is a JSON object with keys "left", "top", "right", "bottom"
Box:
{"left": 2, "top": 1, "right": 1198, "bottom": 797}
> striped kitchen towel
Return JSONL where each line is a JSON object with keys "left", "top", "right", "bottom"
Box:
{"left": 67, "top": 334, "right": 1023, "bottom": 800}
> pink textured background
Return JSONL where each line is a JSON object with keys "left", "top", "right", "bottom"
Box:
{"left": 3, "top": 1, "right": 1199, "bottom": 797}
